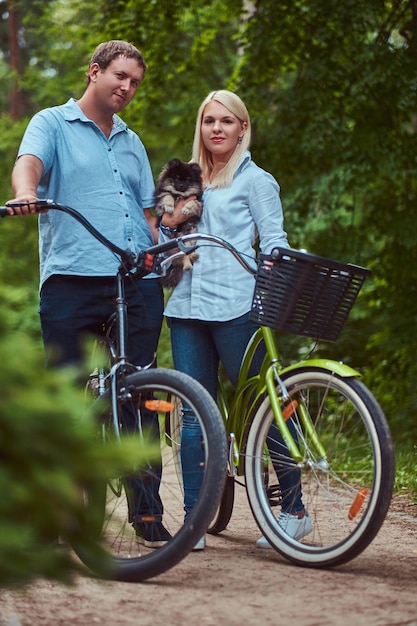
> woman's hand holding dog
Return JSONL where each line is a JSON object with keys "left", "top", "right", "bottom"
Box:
{"left": 160, "top": 196, "right": 197, "bottom": 230}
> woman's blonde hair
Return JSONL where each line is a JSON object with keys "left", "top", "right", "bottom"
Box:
{"left": 191, "top": 90, "right": 251, "bottom": 189}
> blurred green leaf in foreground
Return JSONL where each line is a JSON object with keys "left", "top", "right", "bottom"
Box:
{"left": 0, "top": 299, "right": 156, "bottom": 587}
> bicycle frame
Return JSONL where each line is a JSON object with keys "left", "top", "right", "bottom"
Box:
{"left": 221, "top": 325, "right": 363, "bottom": 473}
{"left": 107, "top": 269, "right": 132, "bottom": 440}
{"left": 92, "top": 264, "right": 163, "bottom": 442}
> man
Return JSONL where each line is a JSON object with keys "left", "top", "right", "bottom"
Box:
{"left": 7, "top": 40, "right": 170, "bottom": 547}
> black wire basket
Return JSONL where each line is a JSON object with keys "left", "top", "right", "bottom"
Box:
{"left": 250, "top": 247, "right": 371, "bottom": 342}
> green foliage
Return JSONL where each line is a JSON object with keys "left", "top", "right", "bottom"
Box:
{"left": 394, "top": 444, "right": 417, "bottom": 498}
{"left": 158, "top": 315, "right": 174, "bottom": 370}
{"left": 0, "top": 111, "right": 41, "bottom": 336}
{"left": 0, "top": 323, "right": 90, "bottom": 585}
{"left": 0, "top": 115, "right": 26, "bottom": 199}
{"left": 18, "top": 0, "right": 97, "bottom": 109}
{"left": 1, "top": 0, "right": 95, "bottom": 114}
{"left": 0, "top": 298, "right": 156, "bottom": 587}
{"left": 234, "top": 0, "right": 417, "bottom": 443}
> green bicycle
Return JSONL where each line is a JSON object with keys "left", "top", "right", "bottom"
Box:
{"left": 168, "top": 234, "right": 395, "bottom": 568}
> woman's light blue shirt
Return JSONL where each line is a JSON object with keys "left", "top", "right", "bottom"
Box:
{"left": 17, "top": 98, "right": 155, "bottom": 286}
{"left": 164, "top": 151, "right": 289, "bottom": 322}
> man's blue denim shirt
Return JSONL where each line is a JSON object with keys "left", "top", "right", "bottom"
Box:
{"left": 18, "top": 98, "right": 155, "bottom": 287}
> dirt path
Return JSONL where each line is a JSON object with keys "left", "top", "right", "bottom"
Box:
{"left": 1, "top": 489, "right": 416, "bottom": 626}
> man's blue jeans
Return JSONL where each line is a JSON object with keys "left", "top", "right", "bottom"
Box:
{"left": 39, "top": 275, "right": 163, "bottom": 368}
{"left": 169, "top": 313, "right": 304, "bottom": 519}
{"left": 40, "top": 275, "right": 164, "bottom": 521}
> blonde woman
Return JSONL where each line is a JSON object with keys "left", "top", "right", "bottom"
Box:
{"left": 160, "top": 90, "right": 312, "bottom": 550}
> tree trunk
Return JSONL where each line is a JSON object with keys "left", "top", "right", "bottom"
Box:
{"left": 8, "top": 0, "right": 21, "bottom": 120}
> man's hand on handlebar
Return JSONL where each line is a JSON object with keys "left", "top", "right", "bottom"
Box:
{"left": 5, "top": 197, "right": 49, "bottom": 216}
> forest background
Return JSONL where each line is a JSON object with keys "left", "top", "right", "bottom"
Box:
{"left": 0, "top": 0, "right": 416, "bottom": 584}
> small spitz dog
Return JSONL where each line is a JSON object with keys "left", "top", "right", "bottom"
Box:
{"left": 155, "top": 158, "right": 203, "bottom": 288}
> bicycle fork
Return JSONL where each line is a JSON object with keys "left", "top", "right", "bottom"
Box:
{"left": 268, "top": 364, "right": 329, "bottom": 468}
{"left": 262, "top": 330, "right": 327, "bottom": 467}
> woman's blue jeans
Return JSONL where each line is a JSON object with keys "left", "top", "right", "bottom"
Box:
{"left": 169, "top": 313, "right": 304, "bottom": 519}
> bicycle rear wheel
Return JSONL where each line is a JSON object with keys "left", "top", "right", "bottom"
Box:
{"left": 207, "top": 475, "right": 235, "bottom": 534}
{"left": 72, "top": 368, "right": 227, "bottom": 582}
{"left": 168, "top": 394, "right": 234, "bottom": 535}
{"left": 166, "top": 401, "right": 235, "bottom": 535}
{"left": 245, "top": 369, "right": 395, "bottom": 567}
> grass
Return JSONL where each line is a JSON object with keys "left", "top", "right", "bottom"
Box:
{"left": 392, "top": 444, "right": 417, "bottom": 501}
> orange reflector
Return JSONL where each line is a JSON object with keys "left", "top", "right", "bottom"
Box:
{"left": 282, "top": 400, "right": 298, "bottom": 421}
{"left": 144, "top": 399, "right": 175, "bottom": 412}
{"left": 348, "top": 488, "right": 369, "bottom": 520}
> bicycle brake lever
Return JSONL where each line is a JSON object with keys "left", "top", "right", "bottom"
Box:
{"left": 176, "top": 239, "right": 199, "bottom": 255}
{"left": 134, "top": 250, "right": 164, "bottom": 277}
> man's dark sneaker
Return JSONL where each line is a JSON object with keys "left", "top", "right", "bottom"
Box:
{"left": 135, "top": 522, "right": 172, "bottom": 548}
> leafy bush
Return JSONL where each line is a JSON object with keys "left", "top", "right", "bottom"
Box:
{"left": 0, "top": 302, "right": 154, "bottom": 586}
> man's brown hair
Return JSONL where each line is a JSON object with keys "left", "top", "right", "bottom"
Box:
{"left": 86, "top": 40, "right": 147, "bottom": 84}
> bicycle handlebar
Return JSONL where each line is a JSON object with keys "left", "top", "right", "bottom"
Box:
{"left": 0, "top": 199, "right": 256, "bottom": 278}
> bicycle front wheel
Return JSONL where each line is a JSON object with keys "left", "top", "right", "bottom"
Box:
{"left": 72, "top": 368, "right": 227, "bottom": 582}
{"left": 245, "top": 369, "right": 395, "bottom": 568}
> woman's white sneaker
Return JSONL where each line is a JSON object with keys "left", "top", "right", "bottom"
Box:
{"left": 192, "top": 536, "right": 206, "bottom": 551}
{"left": 256, "top": 511, "right": 313, "bottom": 548}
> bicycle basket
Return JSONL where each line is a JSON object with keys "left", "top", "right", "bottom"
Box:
{"left": 249, "top": 247, "right": 371, "bottom": 342}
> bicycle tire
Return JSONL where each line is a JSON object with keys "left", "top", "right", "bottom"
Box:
{"left": 165, "top": 393, "right": 184, "bottom": 495}
{"left": 168, "top": 397, "right": 235, "bottom": 536}
{"left": 207, "top": 475, "right": 235, "bottom": 535}
{"left": 245, "top": 369, "right": 395, "bottom": 568}
{"left": 71, "top": 368, "right": 227, "bottom": 582}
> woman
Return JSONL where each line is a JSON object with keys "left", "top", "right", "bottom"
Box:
{"left": 160, "top": 90, "right": 312, "bottom": 550}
